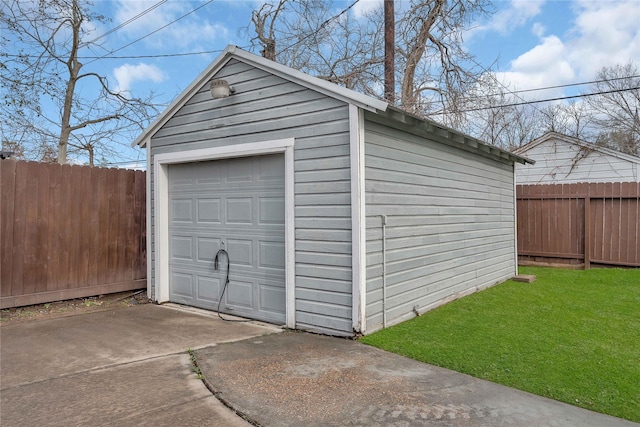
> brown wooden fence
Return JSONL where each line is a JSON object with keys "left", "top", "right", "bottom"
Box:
{"left": 517, "top": 182, "right": 639, "bottom": 268}
{"left": 1, "top": 160, "right": 146, "bottom": 309}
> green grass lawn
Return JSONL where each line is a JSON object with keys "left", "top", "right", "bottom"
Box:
{"left": 359, "top": 267, "right": 640, "bottom": 422}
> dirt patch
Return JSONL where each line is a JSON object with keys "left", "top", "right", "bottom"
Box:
{"left": 0, "top": 290, "right": 151, "bottom": 324}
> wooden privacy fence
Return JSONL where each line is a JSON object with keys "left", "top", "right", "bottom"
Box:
{"left": 1, "top": 160, "right": 146, "bottom": 309}
{"left": 517, "top": 182, "right": 639, "bottom": 268}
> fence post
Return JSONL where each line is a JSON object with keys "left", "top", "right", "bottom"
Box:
{"left": 584, "top": 195, "right": 590, "bottom": 270}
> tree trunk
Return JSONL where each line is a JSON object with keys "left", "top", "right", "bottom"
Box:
{"left": 400, "top": 0, "right": 444, "bottom": 113}
{"left": 57, "top": 0, "right": 82, "bottom": 164}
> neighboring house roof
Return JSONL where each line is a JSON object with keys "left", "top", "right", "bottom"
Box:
{"left": 514, "top": 131, "right": 640, "bottom": 164}
{"left": 514, "top": 131, "right": 640, "bottom": 183}
{"left": 133, "top": 45, "right": 531, "bottom": 165}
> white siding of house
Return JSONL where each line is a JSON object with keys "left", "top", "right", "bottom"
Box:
{"left": 364, "top": 119, "right": 517, "bottom": 333}
{"left": 517, "top": 138, "right": 640, "bottom": 184}
{"left": 150, "top": 59, "right": 354, "bottom": 335}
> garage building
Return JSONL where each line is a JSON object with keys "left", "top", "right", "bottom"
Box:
{"left": 133, "top": 45, "right": 531, "bottom": 336}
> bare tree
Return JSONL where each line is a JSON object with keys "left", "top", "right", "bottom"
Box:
{"left": 395, "top": 0, "right": 490, "bottom": 121}
{"left": 0, "top": 0, "right": 158, "bottom": 164}
{"left": 249, "top": 0, "right": 490, "bottom": 121}
{"left": 457, "top": 74, "right": 543, "bottom": 150}
{"left": 585, "top": 63, "right": 640, "bottom": 155}
{"left": 251, "top": 0, "right": 287, "bottom": 61}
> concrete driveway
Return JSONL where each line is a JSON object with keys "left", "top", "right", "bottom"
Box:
{"left": 1, "top": 303, "right": 637, "bottom": 426}
{"left": 0, "top": 303, "right": 280, "bottom": 426}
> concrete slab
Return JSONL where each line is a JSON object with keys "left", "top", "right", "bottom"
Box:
{"left": 1, "top": 354, "right": 249, "bottom": 427}
{"left": 0, "top": 304, "right": 279, "bottom": 426}
{"left": 1, "top": 303, "right": 279, "bottom": 387}
{"left": 195, "top": 332, "right": 639, "bottom": 427}
{"left": 513, "top": 274, "right": 537, "bottom": 283}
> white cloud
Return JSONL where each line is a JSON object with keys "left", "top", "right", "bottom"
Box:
{"left": 531, "top": 22, "right": 546, "bottom": 38}
{"left": 113, "top": 63, "right": 166, "bottom": 93}
{"left": 476, "top": 0, "right": 546, "bottom": 36}
{"left": 113, "top": 1, "right": 230, "bottom": 50}
{"left": 565, "top": 0, "right": 640, "bottom": 79}
{"left": 352, "top": 0, "right": 382, "bottom": 19}
{"left": 496, "top": 35, "right": 575, "bottom": 98}
{"left": 496, "top": 0, "right": 639, "bottom": 98}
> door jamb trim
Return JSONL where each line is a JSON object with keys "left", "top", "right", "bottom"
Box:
{"left": 154, "top": 139, "right": 296, "bottom": 328}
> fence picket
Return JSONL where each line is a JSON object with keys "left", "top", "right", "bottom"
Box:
{"left": 0, "top": 160, "right": 146, "bottom": 309}
{"left": 517, "top": 182, "right": 640, "bottom": 268}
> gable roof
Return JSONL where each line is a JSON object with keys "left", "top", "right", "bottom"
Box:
{"left": 132, "top": 45, "right": 386, "bottom": 148}
{"left": 514, "top": 131, "right": 640, "bottom": 165}
{"left": 132, "top": 45, "right": 531, "bottom": 165}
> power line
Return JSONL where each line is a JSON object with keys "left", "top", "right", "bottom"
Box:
{"left": 2, "top": 48, "right": 240, "bottom": 60}
{"left": 279, "top": 0, "right": 361, "bottom": 52}
{"left": 85, "top": 0, "right": 215, "bottom": 65}
{"left": 84, "top": 0, "right": 168, "bottom": 45}
{"left": 483, "top": 74, "right": 640, "bottom": 97}
{"left": 453, "top": 86, "right": 640, "bottom": 113}
{"left": 468, "top": 57, "right": 546, "bottom": 116}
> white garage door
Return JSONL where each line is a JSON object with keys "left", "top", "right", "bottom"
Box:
{"left": 167, "top": 154, "right": 286, "bottom": 323}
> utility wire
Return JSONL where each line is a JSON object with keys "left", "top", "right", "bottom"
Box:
{"left": 455, "top": 86, "right": 640, "bottom": 113}
{"left": 279, "top": 0, "right": 361, "bottom": 52}
{"left": 85, "top": 0, "right": 215, "bottom": 65}
{"left": 496, "top": 74, "right": 640, "bottom": 96}
{"left": 84, "top": 0, "right": 169, "bottom": 45}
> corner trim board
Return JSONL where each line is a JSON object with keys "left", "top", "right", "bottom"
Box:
{"left": 350, "top": 104, "right": 366, "bottom": 333}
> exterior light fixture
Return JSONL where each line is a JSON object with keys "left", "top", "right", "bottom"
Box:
{"left": 210, "top": 79, "right": 235, "bottom": 98}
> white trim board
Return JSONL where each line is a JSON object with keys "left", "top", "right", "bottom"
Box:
{"left": 350, "top": 104, "right": 366, "bottom": 334}
{"left": 153, "top": 138, "right": 296, "bottom": 329}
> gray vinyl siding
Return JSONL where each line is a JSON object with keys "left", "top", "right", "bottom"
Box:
{"left": 149, "top": 58, "right": 353, "bottom": 335}
{"left": 364, "top": 119, "right": 516, "bottom": 333}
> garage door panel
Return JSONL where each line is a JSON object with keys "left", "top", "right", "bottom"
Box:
{"left": 259, "top": 154, "right": 285, "bottom": 180}
{"left": 226, "top": 239, "right": 253, "bottom": 266}
{"left": 259, "top": 197, "right": 285, "bottom": 224}
{"left": 196, "top": 198, "right": 221, "bottom": 223}
{"left": 259, "top": 240, "right": 285, "bottom": 270}
{"left": 169, "top": 166, "right": 195, "bottom": 187}
{"left": 170, "top": 235, "right": 193, "bottom": 261}
{"left": 259, "top": 284, "right": 286, "bottom": 313}
{"left": 226, "top": 280, "right": 253, "bottom": 308}
{"left": 226, "top": 197, "right": 253, "bottom": 224}
{"left": 171, "top": 272, "right": 194, "bottom": 297}
{"left": 197, "top": 237, "right": 221, "bottom": 262}
{"left": 196, "top": 276, "right": 221, "bottom": 302}
{"left": 171, "top": 198, "right": 194, "bottom": 223}
{"left": 226, "top": 157, "right": 254, "bottom": 182}
{"left": 196, "top": 162, "right": 223, "bottom": 184}
{"left": 168, "top": 154, "right": 286, "bottom": 324}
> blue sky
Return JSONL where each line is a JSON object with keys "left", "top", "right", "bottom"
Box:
{"left": 58, "top": 0, "right": 640, "bottom": 165}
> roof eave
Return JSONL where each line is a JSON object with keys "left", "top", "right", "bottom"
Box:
{"left": 381, "top": 106, "right": 534, "bottom": 165}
